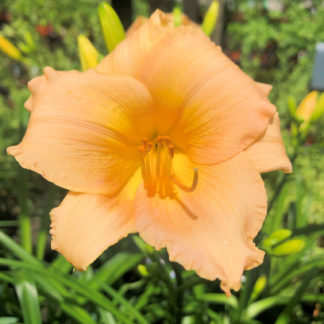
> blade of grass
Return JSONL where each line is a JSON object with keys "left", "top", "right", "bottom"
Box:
{"left": 196, "top": 293, "right": 238, "bottom": 309}
{"left": 50, "top": 254, "right": 73, "bottom": 273}
{"left": 15, "top": 280, "right": 42, "bottom": 324}
{"left": 0, "top": 258, "right": 132, "bottom": 324}
{"left": 0, "top": 221, "right": 18, "bottom": 227}
{"left": 0, "top": 231, "right": 40, "bottom": 265}
{"left": 60, "top": 303, "right": 97, "bottom": 324}
{"left": 274, "top": 269, "right": 317, "bottom": 324}
{"left": 0, "top": 318, "right": 19, "bottom": 324}
{"left": 90, "top": 252, "right": 143, "bottom": 288}
{"left": 17, "top": 167, "right": 32, "bottom": 253}
{"left": 271, "top": 257, "right": 324, "bottom": 295}
{"left": 101, "top": 283, "right": 148, "bottom": 324}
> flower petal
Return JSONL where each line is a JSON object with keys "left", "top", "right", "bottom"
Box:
{"left": 50, "top": 169, "right": 141, "bottom": 270}
{"left": 135, "top": 152, "right": 266, "bottom": 296}
{"left": 8, "top": 67, "right": 153, "bottom": 195}
{"left": 256, "top": 82, "right": 272, "bottom": 97}
{"left": 137, "top": 28, "right": 276, "bottom": 163}
{"left": 245, "top": 112, "right": 292, "bottom": 173}
{"left": 97, "top": 10, "right": 175, "bottom": 77}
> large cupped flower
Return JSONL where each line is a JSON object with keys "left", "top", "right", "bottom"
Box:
{"left": 7, "top": 10, "right": 291, "bottom": 296}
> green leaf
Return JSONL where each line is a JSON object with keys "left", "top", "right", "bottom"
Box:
{"left": 0, "top": 258, "right": 132, "bottom": 324}
{"left": 15, "top": 280, "right": 42, "bottom": 324}
{"left": 0, "top": 318, "right": 19, "bottom": 324}
{"left": 274, "top": 269, "right": 317, "bottom": 324}
{"left": 99, "top": 308, "right": 117, "bottom": 324}
{"left": 101, "top": 284, "right": 148, "bottom": 324}
{"left": 60, "top": 303, "right": 97, "bottom": 324}
{"left": 90, "top": 252, "right": 143, "bottom": 288}
{"left": 270, "top": 256, "right": 324, "bottom": 294}
{"left": 0, "top": 231, "right": 40, "bottom": 265}
{"left": 245, "top": 296, "right": 289, "bottom": 319}
{"left": 50, "top": 254, "right": 73, "bottom": 273}
{"left": 197, "top": 293, "right": 238, "bottom": 309}
{"left": 0, "top": 220, "right": 18, "bottom": 227}
{"left": 292, "top": 223, "right": 324, "bottom": 236}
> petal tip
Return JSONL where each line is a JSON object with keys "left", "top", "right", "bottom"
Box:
{"left": 43, "top": 66, "right": 58, "bottom": 80}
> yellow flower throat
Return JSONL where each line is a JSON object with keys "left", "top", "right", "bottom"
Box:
{"left": 139, "top": 136, "right": 198, "bottom": 198}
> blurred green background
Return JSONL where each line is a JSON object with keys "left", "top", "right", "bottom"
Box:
{"left": 0, "top": 0, "right": 323, "bottom": 323}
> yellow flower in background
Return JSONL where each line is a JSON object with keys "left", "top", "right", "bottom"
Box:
{"left": 295, "top": 91, "right": 318, "bottom": 122}
{"left": 7, "top": 10, "right": 291, "bottom": 296}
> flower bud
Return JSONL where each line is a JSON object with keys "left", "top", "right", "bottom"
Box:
{"left": 0, "top": 35, "right": 22, "bottom": 61}
{"left": 271, "top": 238, "right": 305, "bottom": 256}
{"left": 78, "top": 35, "right": 99, "bottom": 71}
{"left": 98, "top": 2, "right": 126, "bottom": 52}
{"left": 173, "top": 6, "right": 182, "bottom": 27}
{"left": 296, "top": 91, "right": 318, "bottom": 122}
{"left": 310, "top": 92, "right": 324, "bottom": 122}
{"left": 137, "top": 264, "right": 149, "bottom": 277}
{"left": 201, "top": 1, "right": 219, "bottom": 36}
{"left": 251, "top": 275, "right": 267, "bottom": 300}
{"left": 262, "top": 229, "right": 291, "bottom": 248}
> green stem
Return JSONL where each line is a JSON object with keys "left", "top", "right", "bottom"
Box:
{"left": 17, "top": 105, "right": 32, "bottom": 254}
{"left": 17, "top": 167, "right": 32, "bottom": 253}
{"left": 36, "top": 185, "right": 56, "bottom": 260}
{"left": 172, "top": 263, "right": 184, "bottom": 324}
{"left": 267, "top": 151, "right": 298, "bottom": 213}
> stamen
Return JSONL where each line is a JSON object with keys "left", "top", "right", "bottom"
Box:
{"left": 138, "top": 136, "right": 198, "bottom": 198}
{"left": 172, "top": 168, "right": 198, "bottom": 193}
{"left": 168, "top": 144, "right": 174, "bottom": 158}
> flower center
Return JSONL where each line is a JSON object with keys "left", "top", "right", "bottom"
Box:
{"left": 139, "top": 136, "right": 198, "bottom": 198}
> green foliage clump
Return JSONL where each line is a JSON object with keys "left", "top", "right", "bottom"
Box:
{"left": 226, "top": 0, "right": 324, "bottom": 114}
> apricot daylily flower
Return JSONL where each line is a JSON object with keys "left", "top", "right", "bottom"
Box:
{"left": 7, "top": 10, "right": 291, "bottom": 296}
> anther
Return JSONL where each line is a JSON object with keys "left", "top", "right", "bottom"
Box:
{"left": 146, "top": 142, "right": 152, "bottom": 153}
{"left": 169, "top": 144, "right": 174, "bottom": 158}
{"left": 172, "top": 168, "right": 198, "bottom": 193}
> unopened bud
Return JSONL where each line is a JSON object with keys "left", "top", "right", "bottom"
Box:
{"left": 271, "top": 238, "right": 305, "bottom": 256}
{"left": 296, "top": 91, "right": 318, "bottom": 122}
{"left": 0, "top": 35, "right": 22, "bottom": 61}
{"left": 78, "top": 35, "right": 99, "bottom": 71}
{"left": 98, "top": 2, "right": 126, "bottom": 52}
{"left": 201, "top": 1, "right": 219, "bottom": 37}
{"left": 262, "top": 229, "right": 292, "bottom": 248}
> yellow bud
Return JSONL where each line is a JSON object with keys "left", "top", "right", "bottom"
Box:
{"left": 311, "top": 92, "right": 324, "bottom": 122}
{"left": 201, "top": 1, "right": 219, "bottom": 36}
{"left": 98, "top": 2, "right": 126, "bottom": 52}
{"left": 77, "top": 35, "right": 99, "bottom": 71}
{"left": 137, "top": 264, "right": 149, "bottom": 277}
{"left": 0, "top": 35, "right": 22, "bottom": 61}
{"left": 271, "top": 239, "right": 305, "bottom": 256}
{"left": 296, "top": 91, "right": 318, "bottom": 122}
{"left": 262, "top": 229, "right": 292, "bottom": 248}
